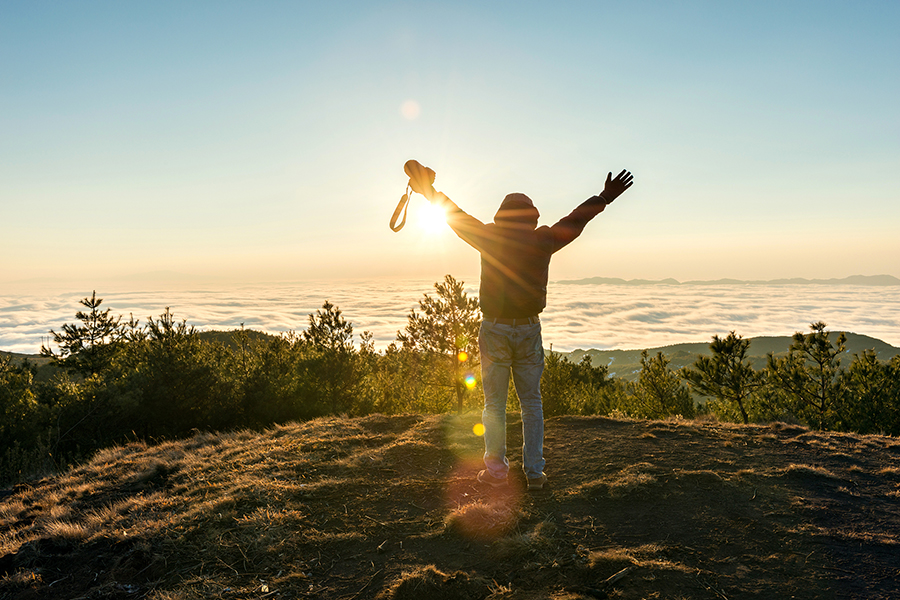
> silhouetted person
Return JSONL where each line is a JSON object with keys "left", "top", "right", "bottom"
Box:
{"left": 407, "top": 162, "right": 633, "bottom": 490}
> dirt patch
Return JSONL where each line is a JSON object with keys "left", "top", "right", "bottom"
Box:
{"left": 2, "top": 414, "right": 899, "bottom": 599}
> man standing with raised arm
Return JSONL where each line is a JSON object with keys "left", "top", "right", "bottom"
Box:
{"left": 406, "top": 163, "right": 634, "bottom": 491}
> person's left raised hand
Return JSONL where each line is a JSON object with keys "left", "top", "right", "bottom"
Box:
{"left": 601, "top": 169, "right": 634, "bottom": 204}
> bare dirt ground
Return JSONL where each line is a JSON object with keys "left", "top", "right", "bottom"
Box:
{"left": 2, "top": 413, "right": 899, "bottom": 599}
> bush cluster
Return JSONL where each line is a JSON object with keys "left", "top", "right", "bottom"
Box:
{"left": 682, "top": 326, "right": 900, "bottom": 433}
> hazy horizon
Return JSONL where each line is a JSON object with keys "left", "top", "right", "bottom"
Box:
{"left": 5, "top": 270, "right": 899, "bottom": 291}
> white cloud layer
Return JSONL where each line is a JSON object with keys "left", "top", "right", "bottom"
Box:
{"left": 2, "top": 281, "right": 899, "bottom": 355}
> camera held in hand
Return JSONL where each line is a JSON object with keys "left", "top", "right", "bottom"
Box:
{"left": 390, "top": 159, "right": 436, "bottom": 232}
{"left": 404, "top": 160, "right": 435, "bottom": 197}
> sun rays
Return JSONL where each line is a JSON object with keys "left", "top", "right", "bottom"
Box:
{"left": 413, "top": 201, "right": 449, "bottom": 235}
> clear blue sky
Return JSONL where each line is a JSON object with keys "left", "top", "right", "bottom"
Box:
{"left": 2, "top": 1, "right": 898, "bottom": 285}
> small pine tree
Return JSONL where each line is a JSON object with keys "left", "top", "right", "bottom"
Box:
{"left": 0, "top": 354, "right": 39, "bottom": 449}
{"left": 41, "top": 291, "right": 123, "bottom": 377}
{"left": 767, "top": 322, "right": 846, "bottom": 430}
{"left": 396, "top": 275, "right": 481, "bottom": 413}
{"left": 681, "top": 332, "right": 761, "bottom": 424}
{"left": 302, "top": 301, "right": 360, "bottom": 415}
{"left": 837, "top": 351, "right": 900, "bottom": 435}
{"left": 541, "top": 352, "right": 615, "bottom": 416}
{"left": 630, "top": 350, "right": 695, "bottom": 419}
{"left": 303, "top": 300, "right": 354, "bottom": 352}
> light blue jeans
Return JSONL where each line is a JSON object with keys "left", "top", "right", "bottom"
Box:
{"left": 479, "top": 319, "right": 545, "bottom": 480}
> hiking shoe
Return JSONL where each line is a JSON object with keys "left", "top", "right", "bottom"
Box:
{"left": 477, "top": 470, "right": 509, "bottom": 488}
{"left": 527, "top": 473, "right": 548, "bottom": 491}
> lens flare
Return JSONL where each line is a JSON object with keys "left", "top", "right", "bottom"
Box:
{"left": 464, "top": 374, "right": 477, "bottom": 389}
{"left": 473, "top": 423, "right": 485, "bottom": 436}
{"left": 400, "top": 99, "right": 421, "bottom": 120}
{"left": 458, "top": 351, "right": 468, "bottom": 362}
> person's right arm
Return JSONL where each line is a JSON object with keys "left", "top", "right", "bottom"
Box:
{"left": 406, "top": 167, "right": 490, "bottom": 249}
{"left": 431, "top": 191, "right": 490, "bottom": 252}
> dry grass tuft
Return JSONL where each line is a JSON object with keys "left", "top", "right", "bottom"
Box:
{"left": 490, "top": 521, "right": 558, "bottom": 561}
{"left": 444, "top": 501, "right": 519, "bottom": 541}
{"left": 0, "top": 499, "right": 26, "bottom": 521}
{"left": 574, "top": 462, "right": 659, "bottom": 498}
{"left": 376, "top": 565, "right": 490, "bottom": 600}
{"left": 91, "top": 442, "right": 147, "bottom": 465}
{"left": 588, "top": 543, "right": 689, "bottom": 573}
{"left": 608, "top": 463, "right": 658, "bottom": 491}
{"left": 42, "top": 519, "right": 91, "bottom": 541}
{"left": 270, "top": 571, "right": 312, "bottom": 587}
{"left": 783, "top": 463, "right": 839, "bottom": 479}
{"left": 673, "top": 469, "right": 724, "bottom": 486}
{"left": 587, "top": 546, "right": 640, "bottom": 571}
{"left": 5, "top": 569, "right": 43, "bottom": 589}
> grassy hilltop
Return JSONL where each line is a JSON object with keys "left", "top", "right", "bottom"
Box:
{"left": 2, "top": 413, "right": 899, "bottom": 599}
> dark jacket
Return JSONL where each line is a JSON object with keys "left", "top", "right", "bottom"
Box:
{"left": 437, "top": 192, "right": 610, "bottom": 318}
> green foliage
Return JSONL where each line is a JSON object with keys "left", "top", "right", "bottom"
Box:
{"left": 303, "top": 300, "right": 353, "bottom": 352}
{"left": 118, "top": 308, "right": 240, "bottom": 437}
{"left": 0, "top": 356, "right": 51, "bottom": 483}
{"left": 301, "top": 301, "right": 364, "bottom": 415}
{"left": 40, "top": 291, "right": 123, "bottom": 377}
{"left": 681, "top": 332, "right": 762, "bottom": 424}
{"left": 397, "top": 275, "right": 480, "bottom": 358}
{"left": 0, "top": 354, "right": 37, "bottom": 436}
{"left": 240, "top": 332, "right": 312, "bottom": 426}
{"left": 630, "top": 350, "right": 695, "bottom": 419}
{"left": 837, "top": 352, "right": 900, "bottom": 435}
{"left": 359, "top": 342, "right": 429, "bottom": 414}
{"left": 396, "top": 274, "right": 481, "bottom": 413}
{"left": 766, "top": 322, "right": 846, "bottom": 430}
{"left": 541, "top": 352, "right": 625, "bottom": 416}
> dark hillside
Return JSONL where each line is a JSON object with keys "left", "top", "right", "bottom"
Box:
{"left": 562, "top": 332, "right": 900, "bottom": 381}
{"left": 2, "top": 414, "right": 899, "bottom": 599}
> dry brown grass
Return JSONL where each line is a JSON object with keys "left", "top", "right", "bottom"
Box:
{"left": 782, "top": 463, "right": 839, "bottom": 479}
{"left": 444, "top": 500, "right": 520, "bottom": 540}
{"left": 489, "top": 520, "right": 558, "bottom": 562}
{"left": 375, "top": 565, "right": 491, "bottom": 600}
{"left": 2, "top": 413, "right": 900, "bottom": 599}
{"left": 588, "top": 543, "right": 691, "bottom": 572}
{"left": 570, "top": 462, "right": 659, "bottom": 498}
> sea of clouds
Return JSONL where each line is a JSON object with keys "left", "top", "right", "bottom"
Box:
{"left": 2, "top": 280, "right": 899, "bottom": 355}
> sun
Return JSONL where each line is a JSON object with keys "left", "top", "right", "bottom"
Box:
{"left": 415, "top": 202, "right": 448, "bottom": 234}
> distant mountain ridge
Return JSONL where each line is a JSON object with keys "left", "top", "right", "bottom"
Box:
{"left": 556, "top": 274, "right": 900, "bottom": 286}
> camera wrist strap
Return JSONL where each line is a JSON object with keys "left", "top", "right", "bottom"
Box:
{"left": 389, "top": 184, "right": 411, "bottom": 232}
